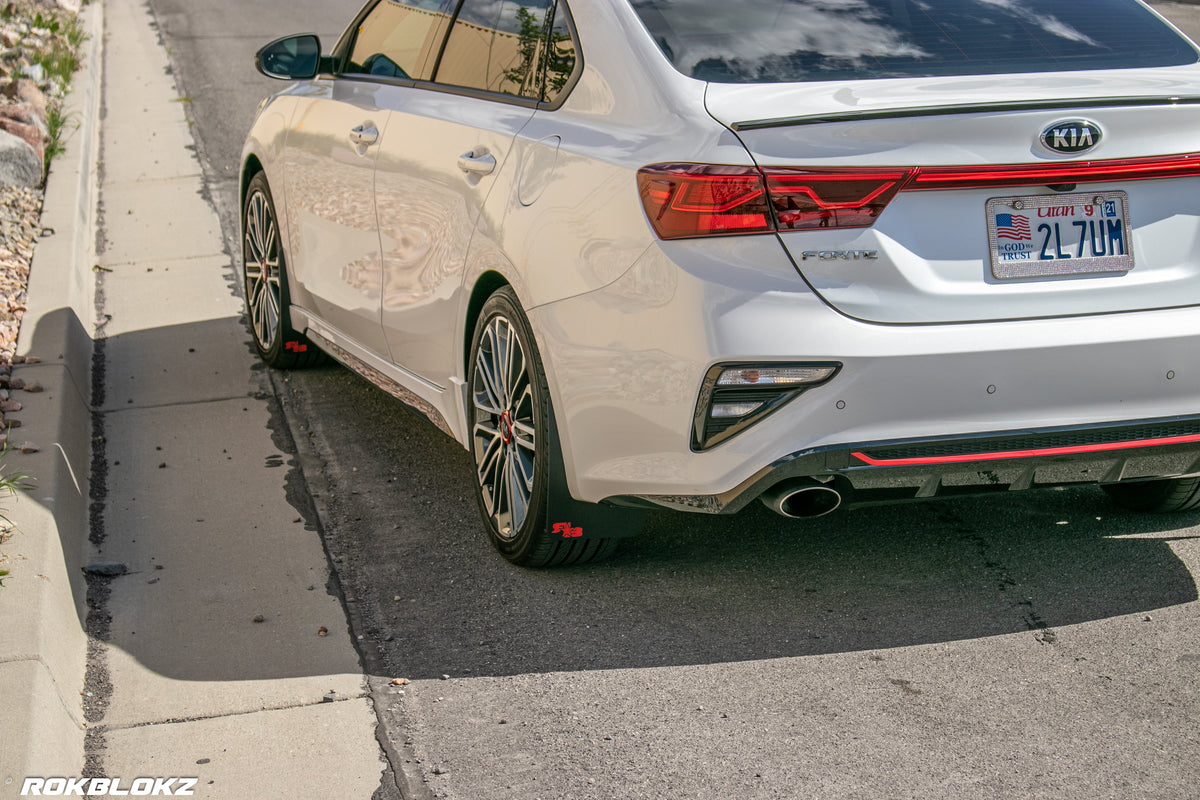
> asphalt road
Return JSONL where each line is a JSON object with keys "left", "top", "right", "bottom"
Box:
{"left": 145, "top": 2, "right": 1200, "bottom": 797}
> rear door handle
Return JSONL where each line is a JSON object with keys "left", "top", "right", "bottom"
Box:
{"left": 349, "top": 124, "right": 379, "bottom": 146}
{"left": 457, "top": 151, "right": 496, "bottom": 176}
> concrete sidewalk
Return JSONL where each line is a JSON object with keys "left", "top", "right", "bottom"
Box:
{"left": 1, "top": 0, "right": 387, "bottom": 796}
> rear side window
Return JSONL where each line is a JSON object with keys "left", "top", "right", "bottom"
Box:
{"left": 541, "top": 2, "right": 577, "bottom": 103}
{"left": 345, "top": 0, "right": 455, "bottom": 81}
{"left": 629, "top": 0, "right": 1199, "bottom": 84}
{"left": 435, "top": 0, "right": 577, "bottom": 102}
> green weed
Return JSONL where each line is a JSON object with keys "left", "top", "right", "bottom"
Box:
{"left": 30, "top": 11, "right": 61, "bottom": 33}
{"left": 32, "top": 43, "right": 81, "bottom": 88}
{"left": 0, "top": 444, "right": 31, "bottom": 529}
{"left": 43, "top": 104, "right": 78, "bottom": 173}
{"left": 64, "top": 16, "right": 87, "bottom": 50}
{"left": 0, "top": 444, "right": 31, "bottom": 586}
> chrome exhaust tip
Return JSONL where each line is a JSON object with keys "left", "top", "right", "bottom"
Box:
{"left": 760, "top": 479, "right": 842, "bottom": 519}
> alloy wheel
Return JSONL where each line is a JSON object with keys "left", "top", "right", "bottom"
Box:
{"left": 243, "top": 189, "right": 282, "bottom": 351}
{"left": 471, "top": 315, "right": 537, "bottom": 539}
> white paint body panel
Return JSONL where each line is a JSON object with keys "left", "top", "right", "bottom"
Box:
{"left": 280, "top": 81, "right": 390, "bottom": 354}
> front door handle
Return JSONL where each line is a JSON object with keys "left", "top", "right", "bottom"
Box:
{"left": 349, "top": 124, "right": 379, "bottom": 147}
{"left": 457, "top": 151, "right": 496, "bottom": 176}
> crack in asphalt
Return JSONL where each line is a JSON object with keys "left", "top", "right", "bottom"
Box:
{"left": 933, "top": 504, "right": 1061, "bottom": 646}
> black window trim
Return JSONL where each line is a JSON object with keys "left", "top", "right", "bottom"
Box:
{"left": 426, "top": 0, "right": 463, "bottom": 81}
{"left": 332, "top": 0, "right": 452, "bottom": 84}
{"left": 533, "top": 0, "right": 584, "bottom": 111}
{"left": 327, "top": 0, "right": 584, "bottom": 111}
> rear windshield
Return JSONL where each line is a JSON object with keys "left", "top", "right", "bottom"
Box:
{"left": 629, "top": 0, "right": 1199, "bottom": 83}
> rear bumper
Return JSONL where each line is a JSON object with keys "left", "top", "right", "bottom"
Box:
{"left": 616, "top": 415, "right": 1200, "bottom": 514}
{"left": 530, "top": 236, "right": 1200, "bottom": 507}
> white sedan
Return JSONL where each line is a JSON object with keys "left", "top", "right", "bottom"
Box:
{"left": 242, "top": 0, "right": 1200, "bottom": 565}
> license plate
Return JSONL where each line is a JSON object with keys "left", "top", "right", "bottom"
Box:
{"left": 986, "top": 192, "right": 1134, "bottom": 279}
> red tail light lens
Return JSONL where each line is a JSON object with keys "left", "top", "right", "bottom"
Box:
{"left": 639, "top": 153, "right": 1200, "bottom": 240}
{"left": 909, "top": 153, "right": 1200, "bottom": 190}
{"left": 637, "top": 164, "right": 914, "bottom": 238}
{"left": 636, "top": 164, "right": 771, "bottom": 239}
{"left": 763, "top": 168, "right": 915, "bottom": 230}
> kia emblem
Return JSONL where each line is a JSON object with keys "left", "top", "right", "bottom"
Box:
{"left": 1040, "top": 120, "right": 1102, "bottom": 155}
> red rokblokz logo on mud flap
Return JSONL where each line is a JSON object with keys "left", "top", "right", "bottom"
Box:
{"left": 552, "top": 522, "right": 582, "bottom": 538}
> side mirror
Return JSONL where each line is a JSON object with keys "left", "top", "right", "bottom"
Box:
{"left": 255, "top": 34, "right": 323, "bottom": 80}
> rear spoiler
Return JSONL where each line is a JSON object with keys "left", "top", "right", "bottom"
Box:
{"left": 731, "top": 95, "right": 1200, "bottom": 131}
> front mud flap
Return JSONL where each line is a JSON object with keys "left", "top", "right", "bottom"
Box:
{"left": 543, "top": 402, "right": 648, "bottom": 541}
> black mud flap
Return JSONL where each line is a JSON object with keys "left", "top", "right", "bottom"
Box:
{"left": 542, "top": 401, "right": 648, "bottom": 541}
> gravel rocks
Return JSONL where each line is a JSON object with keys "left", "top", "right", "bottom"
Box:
{"left": 0, "top": 5, "right": 70, "bottom": 179}
{"left": 0, "top": 1, "right": 83, "bottom": 430}
{"left": 0, "top": 184, "right": 39, "bottom": 357}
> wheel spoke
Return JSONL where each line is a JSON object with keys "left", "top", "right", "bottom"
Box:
{"left": 506, "top": 446, "right": 528, "bottom": 528}
{"left": 501, "top": 321, "right": 521, "bottom": 409}
{"left": 263, "top": 217, "right": 277, "bottom": 260}
{"left": 493, "top": 444, "right": 512, "bottom": 532}
{"left": 247, "top": 194, "right": 268, "bottom": 262}
{"left": 473, "top": 339, "right": 505, "bottom": 415}
{"left": 514, "top": 443, "right": 535, "bottom": 492}
{"left": 253, "top": 281, "right": 278, "bottom": 345}
{"left": 244, "top": 233, "right": 261, "bottom": 269}
{"left": 511, "top": 419, "right": 535, "bottom": 451}
{"left": 262, "top": 277, "right": 280, "bottom": 327}
{"left": 507, "top": 345, "right": 526, "bottom": 411}
{"left": 474, "top": 425, "right": 505, "bottom": 517}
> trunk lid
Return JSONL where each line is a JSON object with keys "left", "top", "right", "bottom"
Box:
{"left": 705, "top": 69, "right": 1200, "bottom": 323}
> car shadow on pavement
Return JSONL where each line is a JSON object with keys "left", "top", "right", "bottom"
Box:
{"left": 276, "top": 360, "right": 1200, "bottom": 682}
{"left": 23, "top": 313, "right": 375, "bottom": 687}
{"left": 27, "top": 311, "right": 1199, "bottom": 687}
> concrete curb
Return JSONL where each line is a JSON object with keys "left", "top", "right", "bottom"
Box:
{"left": 0, "top": 3, "right": 103, "bottom": 794}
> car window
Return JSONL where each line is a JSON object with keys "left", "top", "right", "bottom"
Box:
{"left": 345, "top": 0, "right": 456, "bottom": 81}
{"left": 541, "top": 1, "right": 576, "bottom": 103}
{"left": 436, "top": 0, "right": 575, "bottom": 102}
{"left": 629, "top": 0, "right": 1199, "bottom": 84}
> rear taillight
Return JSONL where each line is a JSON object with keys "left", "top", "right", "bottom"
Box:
{"left": 639, "top": 153, "right": 1200, "bottom": 240}
{"left": 637, "top": 164, "right": 911, "bottom": 239}
{"left": 636, "top": 164, "right": 772, "bottom": 239}
{"left": 763, "top": 168, "right": 915, "bottom": 231}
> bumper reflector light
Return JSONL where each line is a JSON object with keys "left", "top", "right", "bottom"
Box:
{"left": 717, "top": 365, "right": 839, "bottom": 387}
{"left": 711, "top": 401, "right": 765, "bottom": 418}
{"left": 694, "top": 362, "right": 841, "bottom": 450}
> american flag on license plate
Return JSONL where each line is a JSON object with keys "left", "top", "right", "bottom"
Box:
{"left": 996, "top": 213, "right": 1031, "bottom": 241}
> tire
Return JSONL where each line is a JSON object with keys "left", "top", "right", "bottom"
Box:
{"left": 467, "top": 287, "right": 616, "bottom": 566}
{"left": 242, "top": 172, "right": 324, "bottom": 369}
{"left": 1101, "top": 477, "right": 1200, "bottom": 512}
